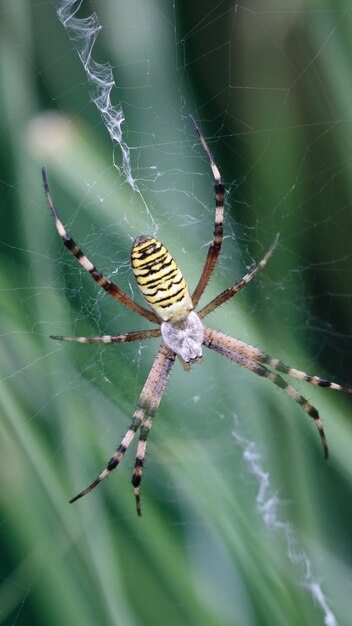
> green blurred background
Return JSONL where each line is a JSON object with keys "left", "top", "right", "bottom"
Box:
{"left": 1, "top": 1, "right": 352, "bottom": 625}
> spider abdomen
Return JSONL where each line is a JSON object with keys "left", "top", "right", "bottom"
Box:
{"left": 131, "top": 235, "right": 193, "bottom": 322}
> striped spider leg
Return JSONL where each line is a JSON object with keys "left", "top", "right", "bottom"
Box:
{"left": 201, "top": 327, "right": 352, "bottom": 458}
{"left": 188, "top": 115, "right": 225, "bottom": 307}
{"left": 42, "top": 167, "right": 159, "bottom": 326}
{"left": 131, "top": 345, "right": 175, "bottom": 515}
{"left": 195, "top": 234, "right": 351, "bottom": 457}
{"left": 197, "top": 236, "right": 278, "bottom": 320}
{"left": 50, "top": 328, "right": 161, "bottom": 344}
{"left": 70, "top": 343, "right": 175, "bottom": 516}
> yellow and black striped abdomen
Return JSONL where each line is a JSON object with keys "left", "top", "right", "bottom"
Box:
{"left": 131, "top": 235, "right": 193, "bottom": 322}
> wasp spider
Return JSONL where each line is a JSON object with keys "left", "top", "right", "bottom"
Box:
{"left": 43, "top": 116, "right": 351, "bottom": 516}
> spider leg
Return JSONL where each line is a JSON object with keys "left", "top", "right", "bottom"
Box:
{"left": 42, "top": 168, "right": 159, "bottom": 325}
{"left": 203, "top": 334, "right": 329, "bottom": 458}
{"left": 198, "top": 237, "right": 278, "bottom": 319}
{"left": 203, "top": 327, "right": 352, "bottom": 393}
{"left": 132, "top": 348, "right": 176, "bottom": 516}
{"left": 69, "top": 343, "right": 175, "bottom": 505}
{"left": 50, "top": 328, "right": 161, "bottom": 343}
{"left": 188, "top": 116, "right": 225, "bottom": 307}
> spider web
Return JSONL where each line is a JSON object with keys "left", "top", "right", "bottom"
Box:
{"left": 1, "top": 1, "right": 352, "bottom": 626}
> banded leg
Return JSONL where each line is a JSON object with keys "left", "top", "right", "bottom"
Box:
{"left": 42, "top": 168, "right": 159, "bottom": 325}
{"left": 188, "top": 116, "right": 225, "bottom": 307}
{"left": 203, "top": 336, "right": 329, "bottom": 458}
{"left": 69, "top": 343, "right": 174, "bottom": 504}
{"left": 50, "top": 328, "right": 161, "bottom": 344}
{"left": 132, "top": 348, "right": 176, "bottom": 516}
{"left": 203, "top": 327, "right": 352, "bottom": 393}
{"left": 198, "top": 237, "right": 278, "bottom": 319}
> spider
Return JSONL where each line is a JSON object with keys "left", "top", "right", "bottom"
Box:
{"left": 43, "top": 115, "right": 351, "bottom": 516}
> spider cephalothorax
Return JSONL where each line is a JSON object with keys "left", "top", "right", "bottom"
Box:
{"left": 160, "top": 311, "right": 204, "bottom": 367}
{"left": 43, "top": 115, "right": 352, "bottom": 516}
